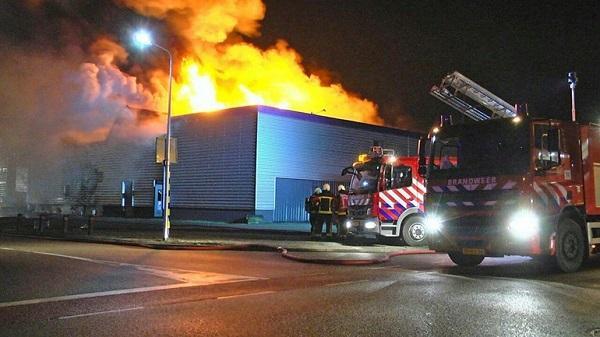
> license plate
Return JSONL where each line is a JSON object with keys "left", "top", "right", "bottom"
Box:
{"left": 462, "top": 248, "right": 485, "bottom": 256}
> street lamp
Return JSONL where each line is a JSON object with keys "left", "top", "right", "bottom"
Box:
{"left": 568, "top": 72, "right": 578, "bottom": 122}
{"left": 133, "top": 29, "right": 173, "bottom": 241}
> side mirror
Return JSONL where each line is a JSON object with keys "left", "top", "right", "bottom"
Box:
{"left": 417, "top": 136, "right": 427, "bottom": 165}
{"left": 417, "top": 136, "right": 428, "bottom": 177}
{"left": 341, "top": 166, "right": 355, "bottom": 176}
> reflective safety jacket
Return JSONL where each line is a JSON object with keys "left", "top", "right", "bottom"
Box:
{"left": 305, "top": 194, "right": 320, "bottom": 214}
{"left": 334, "top": 192, "right": 349, "bottom": 216}
{"left": 318, "top": 191, "right": 334, "bottom": 215}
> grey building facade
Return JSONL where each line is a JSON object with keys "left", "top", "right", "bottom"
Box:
{"left": 21, "top": 106, "right": 421, "bottom": 222}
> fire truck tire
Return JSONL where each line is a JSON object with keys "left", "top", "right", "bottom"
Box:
{"left": 401, "top": 215, "right": 427, "bottom": 246}
{"left": 556, "top": 218, "right": 585, "bottom": 273}
{"left": 448, "top": 252, "right": 484, "bottom": 267}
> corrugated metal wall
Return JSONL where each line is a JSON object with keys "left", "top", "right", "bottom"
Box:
{"left": 170, "top": 107, "right": 257, "bottom": 209}
{"left": 255, "top": 106, "right": 420, "bottom": 221}
{"left": 60, "top": 107, "right": 257, "bottom": 217}
{"left": 56, "top": 106, "right": 419, "bottom": 221}
{"left": 0, "top": 167, "right": 6, "bottom": 205}
{"left": 273, "top": 177, "right": 346, "bottom": 222}
{"left": 72, "top": 140, "right": 161, "bottom": 208}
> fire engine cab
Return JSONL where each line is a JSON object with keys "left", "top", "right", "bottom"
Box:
{"left": 342, "top": 144, "right": 427, "bottom": 246}
{"left": 420, "top": 71, "right": 600, "bottom": 272}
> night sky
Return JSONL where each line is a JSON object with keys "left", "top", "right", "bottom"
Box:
{"left": 1, "top": 0, "right": 599, "bottom": 133}
{"left": 257, "top": 0, "right": 600, "bottom": 130}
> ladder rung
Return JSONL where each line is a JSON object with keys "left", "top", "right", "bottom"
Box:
{"left": 430, "top": 87, "right": 491, "bottom": 121}
{"left": 432, "top": 71, "right": 517, "bottom": 121}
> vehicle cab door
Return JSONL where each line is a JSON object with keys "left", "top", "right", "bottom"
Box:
{"left": 384, "top": 164, "right": 412, "bottom": 190}
{"left": 533, "top": 121, "right": 573, "bottom": 205}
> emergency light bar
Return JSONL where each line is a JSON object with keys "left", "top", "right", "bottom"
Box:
{"left": 358, "top": 154, "right": 369, "bottom": 162}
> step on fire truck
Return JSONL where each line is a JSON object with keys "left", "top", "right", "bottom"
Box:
{"left": 419, "top": 71, "right": 600, "bottom": 272}
{"left": 342, "top": 144, "right": 427, "bottom": 246}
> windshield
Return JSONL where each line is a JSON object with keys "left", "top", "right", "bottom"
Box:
{"left": 349, "top": 162, "right": 380, "bottom": 194}
{"left": 429, "top": 118, "right": 530, "bottom": 176}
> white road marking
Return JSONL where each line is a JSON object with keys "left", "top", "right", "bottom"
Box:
{"left": 0, "top": 247, "right": 263, "bottom": 308}
{"left": 0, "top": 284, "right": 200, "bottom": 308}
{"left": 217, "top": 291, "right": 275, "bottom": 300}
{"left": 0, "top": 247, "right": 260, "bottom": 284}
{"left": 58, "top": 306, "right": 145, "bottom": 320}
{"left": 420, "top": 271, "right": 479, "bottom": 281}
{"left": 324, "top": 279, "right": 368, "bottom": 287}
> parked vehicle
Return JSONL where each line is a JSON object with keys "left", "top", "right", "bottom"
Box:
{"left": 342, "top": 145, "right": 427, "bottom": 246}
{"left": 419, "top": 71, "right": 600, "bottom": 272}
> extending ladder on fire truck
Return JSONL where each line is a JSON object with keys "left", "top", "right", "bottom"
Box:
{"left": 430, "top": 71, "right": 516, "bottom": 121}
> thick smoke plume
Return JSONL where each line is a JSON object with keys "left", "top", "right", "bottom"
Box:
{"left": 0, "top": 0, "right": 382, "bottom": 205}
{"left": 1, "top": 0, "right": 381, "bottom": 150}
{"left": 0, "top": 38, "right": 162, "bottom": 205}
{"left": 116, "top": 0, "right": 266, "bottom": 44}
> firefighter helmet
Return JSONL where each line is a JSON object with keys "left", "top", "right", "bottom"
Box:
{"left": 338, "top": 184, "right": 346, "bottom": 192}
{"left": 322, "top": 183, "right": 331, "bottom": 191}
{"left": 314, "top": 187, "right": 322, "bottom": 194}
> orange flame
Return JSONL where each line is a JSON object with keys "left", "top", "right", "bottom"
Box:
{"left": 121, "top": 0, "right": 382, "bottom": 124}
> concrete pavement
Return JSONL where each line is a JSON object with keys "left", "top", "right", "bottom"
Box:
{"left": 0, "top": 215, "right": 434, "bottom": 265}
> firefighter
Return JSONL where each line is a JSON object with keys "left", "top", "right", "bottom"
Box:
{"left": 334, "top": 184, "right": 349, "bottom": 238}
{"left": 305, "top": 187, "right": 321, "bottom": 238}
{"left": 317, "top": 183, "right": 334, "bottom": 238}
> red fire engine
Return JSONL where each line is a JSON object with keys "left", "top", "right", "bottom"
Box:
{"left": 342, "top": 145, "right": 427, "bottom": 246}
{"left": 419, "top": 71, "right": 600, "bottom": 272}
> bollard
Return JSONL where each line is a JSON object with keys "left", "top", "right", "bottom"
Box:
{"left": 39, "top": 214, "right": 46, "bottom": 233}
{"left": 63, "top": 215, "right": 69, "bottom": 235}
{"left": 87, "top": 215, "right": 94, "bottom": 235}
{"left": 16, "top": 214, "right": 23, "bottom": 233}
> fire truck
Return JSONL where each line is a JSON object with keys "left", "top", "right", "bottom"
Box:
{"left": 419, "top": 71, "right": 600, "bottom": 272}
{"left": 342, "top": 144, "right": 427, "bottom": 246}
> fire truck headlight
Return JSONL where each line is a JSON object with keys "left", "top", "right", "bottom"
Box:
{"left": 365, "top": 221, "right": 377, "bottom": 229}
{"left": 508, "top": 210, "right": 539, "bottom": 239}
{"left": 345, "top": 220, "right": 353, "bottom": 229}
{"left": 424, "top": 215, "right": 443, "bottom": 232}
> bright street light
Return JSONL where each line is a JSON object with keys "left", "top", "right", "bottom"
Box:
{"left": 132, "top": 29, "right": 174, "bottom": 241}
{"left": 132, "top": 30, "right": 152, "bottom": 48}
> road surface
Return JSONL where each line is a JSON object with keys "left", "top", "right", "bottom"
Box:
{"left": 1, "top": 236, "right": 599, "bottom": 337}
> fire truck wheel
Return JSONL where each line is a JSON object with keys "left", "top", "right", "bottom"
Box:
{"left": 448, "top": 252, "right": 484, "bottom": 267}
{"left": 401, "top": 215, "right": 427, "bottom": 246}
{"left": 556, "top": 218, "right": 585, "bottom": 273}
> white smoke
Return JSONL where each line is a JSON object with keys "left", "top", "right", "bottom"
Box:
{"left": 0, "top": 37, "right": 160, "bottom": 205}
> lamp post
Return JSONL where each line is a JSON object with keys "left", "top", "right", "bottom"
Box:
{"left": 568, "top": 72, "right": 578, "bottom": 122}
{"left": 133, "top": 30, "right": 173, "bottom": 240}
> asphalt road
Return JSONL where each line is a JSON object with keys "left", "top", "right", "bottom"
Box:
{"left": 1, "top": 236, "right": 600, "bottom": 337}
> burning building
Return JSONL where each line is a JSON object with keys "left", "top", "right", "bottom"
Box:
{"left": 0, "top": 1, "right": 421, "bottom": 221}
{"left": 5, "top": 105, "right": 417, "bottom": 222}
